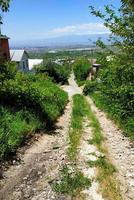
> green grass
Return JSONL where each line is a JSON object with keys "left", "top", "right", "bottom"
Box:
{"left": 87, "top": 106, "right": 104, "bottom": 151}
{"left": 87, "top": 157, "right": 122, "bottom": 200}
{"left": 86, "top": 97, "right": 122, "bottom": 200}
{"left": 90, "top": 92, "right": 134, "bottom": 141}
{"left": 0, "top": 72, "right": 68, "bottom": 160}
{"left": 53, "top": 165, "right": 91, "bottom": 196}
{"left": 68, "top": 94, "right": 89, "bottom": 160}
{"left": 0, "top": 107, "right": 42, "bottom": 160}
{"left": 53, "top": 94, "right": 91, "bottom": 197}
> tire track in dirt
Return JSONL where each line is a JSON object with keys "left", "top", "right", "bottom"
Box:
{"left": 86, "top": 97, "right": 134, "bottom": 200}
{"left": 0, "top": 100, "right": 72, "bottom": 200}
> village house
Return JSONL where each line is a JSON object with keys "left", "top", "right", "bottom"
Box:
{"left": 28, "top": 59, "right": 43, "bottom": 72}
{"left": 10, "top": 49, "right": 29, "bottom": 72}
{"left": 0, "top": 35, "right": 10, "bottom": 61}
{"left": 0, "top": 33, "right": 29, "bottom": 72}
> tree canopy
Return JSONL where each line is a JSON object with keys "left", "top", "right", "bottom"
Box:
{"left": 0, "top": 0, "right": 11, "bottom": 12}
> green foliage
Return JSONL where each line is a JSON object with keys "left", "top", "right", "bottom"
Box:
{"left": 53, "top": 165, "right": 91, "bottom": 195}
{"left": 0, "top": 0, "right": 11, "bottom": 12}
{"left": 87, "top": 98, "right": 122, "bottom": 200}
{"left": 0, "top": 62, "right": 68, "bottom": 159}
{"left": 29, "top": 49, "right": 98, "bottom": 60}
{"left": 88, "top": 1, "right": 134, "bottom": 139}
{"left": 0, "top": 73, "right": 68, "bottom": 124}
{"left": 68, "top": 94, "right": 89, "bottom": 160}
{"left": 86, "top": 100, "right": 104, "bottom": 149}
{"left": 88, "top": 157, "right": 116, "bottom": 176}
{"left": 73, "top": 58, "right": 91, "bottom": 84}
{"left": 0, "top": 106, "right": 42, "bottom": 159}
{"left": 0, "top": 62, "right": 17, "bottom": 82}
{"left": 83, "top": 80, "right": 99, "bottom": 95}
{"left": 35, "top": 60, "right": 71, "bottom": 84}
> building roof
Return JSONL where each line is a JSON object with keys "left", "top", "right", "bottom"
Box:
{"left": 28, "top": 59, "right": 43, "bottom": 70}
{"left": 10, "top": 50, "right": 28, "bottom": 62}
{"left": 0, "top": 35, "right": 10, "bottom": 39}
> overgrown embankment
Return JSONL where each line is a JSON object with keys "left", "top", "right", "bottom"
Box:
{"left": 0, "top": 62, "right": 68, "bottom": 160}
{"left": 83, "top": 56, "right": 134, "bottom": 140}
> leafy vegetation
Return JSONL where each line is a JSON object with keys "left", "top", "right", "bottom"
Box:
{"left": 0, "top": 0, "right": 10, "bottom": 12}
{"left": 54, "top": 94, "right": 91, "bottom": 197}
{"left": 88, "top": 156, "right": 122, "bottom": 200}
{"left": 86, "top": 98, "right": 104, "bottom": 150}
{"left": 68, "top": 94, "right": 89, "bottom": 160}
{"left": 83, "top": 80, "right": 99, "bottom": 95}
{"left": 29, "top": 49, "right": 98, "bottom": 60}
{"left": 0, "top": 62, "right": 68, "bottom": 159}
{"left": 0, "top": 75, "right": 68, "bottom": 124}
{"left": 85, "top": 98, "right": 122, "bottom": 200}
{"left": 53, "top": 165, "right": 91, "bottom": 196}
{"left": 73, "top": 58, "right": 91, "bottom": 85}
{"left": 35, "top": 60, "right": 71, "bottom": 84}
{"left": 83, "top": 1, "right": 134, "bottom": 140}
{"left": 0, "top": 107, "right": 42, "bottom": 160}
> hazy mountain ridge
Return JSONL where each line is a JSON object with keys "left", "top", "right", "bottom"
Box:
{"left": 10, "top": 33, "right": 110, "bottom": 48}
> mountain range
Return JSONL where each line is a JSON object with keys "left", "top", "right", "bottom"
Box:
{"left": 10, "top": 33, "right": 110, "bottom": 49}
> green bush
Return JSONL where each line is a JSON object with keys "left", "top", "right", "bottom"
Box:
{"left": 0, "top": 61, "right": 17, "bottom": 82}
{"left": 0, "top": 106, "right": 42, "bottom": 159}
{"left": 35, "top": 60, "right": 71, "bottom": 84}
{"left": 0, "top": 75, "right": 68, "bottom": 124}
{"left": 85, "top": 53, "right": 134, "bottom": 140}
{"left": 73, "top": 58, "right": 91, "bottom": 84}
{"left": 0, "top": 64, "right": 68, "bottom": 159}
{"left": 83, "top": 80, "right": 99, "bottom": 95}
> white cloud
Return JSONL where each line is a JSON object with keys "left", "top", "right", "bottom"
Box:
{"left": 49, "top": 23, "right": 110, "bottom": 36}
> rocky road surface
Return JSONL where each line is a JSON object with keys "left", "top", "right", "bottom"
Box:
{"left": 0, "top": 74, "right": 134, "bottom": 200}
{"left": 87, "top": 97, "right": 134, "bottom": 200}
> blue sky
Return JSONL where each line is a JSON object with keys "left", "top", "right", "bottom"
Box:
{"left": 2, "top": 0, "right": 120, "bottom": 41}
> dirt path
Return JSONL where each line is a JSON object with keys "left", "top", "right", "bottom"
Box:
{"left": 0, "top": 74, "right": 133, "bottom": 200}
{"left": 0, "top": 100, "right": 72, "bottom": 200}
{"left": 77, "top": 118, "right": 105, "bottom": 200}
{"left": 0, "top": 74, "right": 82, "bottom": 200}
{"left": 87, "top": 97, "right": 134, "bottom": 200}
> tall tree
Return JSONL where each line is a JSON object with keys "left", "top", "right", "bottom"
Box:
{"left": 0, "top": 0, "right": 11, "bottom": 12}
{"left": 88, "top": 0, "right": 134, "bottom": 137}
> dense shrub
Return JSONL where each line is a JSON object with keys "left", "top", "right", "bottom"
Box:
{"left": 35, "top": 60, "right": 71, "bottom": 84}
{"left": 83, "top": 80, "right": 99, "bottom": 95}
{"left": 0, "top": 107, "right": 42, "bottom": 159}
{"left": 88, "top": 0, "right": 134, "bottom": 140}
{"left": 0, "top": 61, "right": 17, "bottom": 82}
{"left": 0, "top": 63, "right": 68, "bottom": 159}
{"left": 86, "top": 55, "right": 134, "bottom": 140}
{"left": 0, "top": 75, "right": 68, "bottom": 124}
{"left": 73, "top": 58, "right": 91, "bottom": 85}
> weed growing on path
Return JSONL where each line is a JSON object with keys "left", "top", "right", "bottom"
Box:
{"left": 86, "top": 97, "right": 122, "bottom": 200}
{"left": 68, "top": 94, "right": 89, "bottom": 160}
{"left": 53, "top": 165, "right": 91, "bottom": 196}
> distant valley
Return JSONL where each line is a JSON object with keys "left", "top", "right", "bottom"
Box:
{"left": 10, "top": 33, "right": 110, "bottom": 49}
